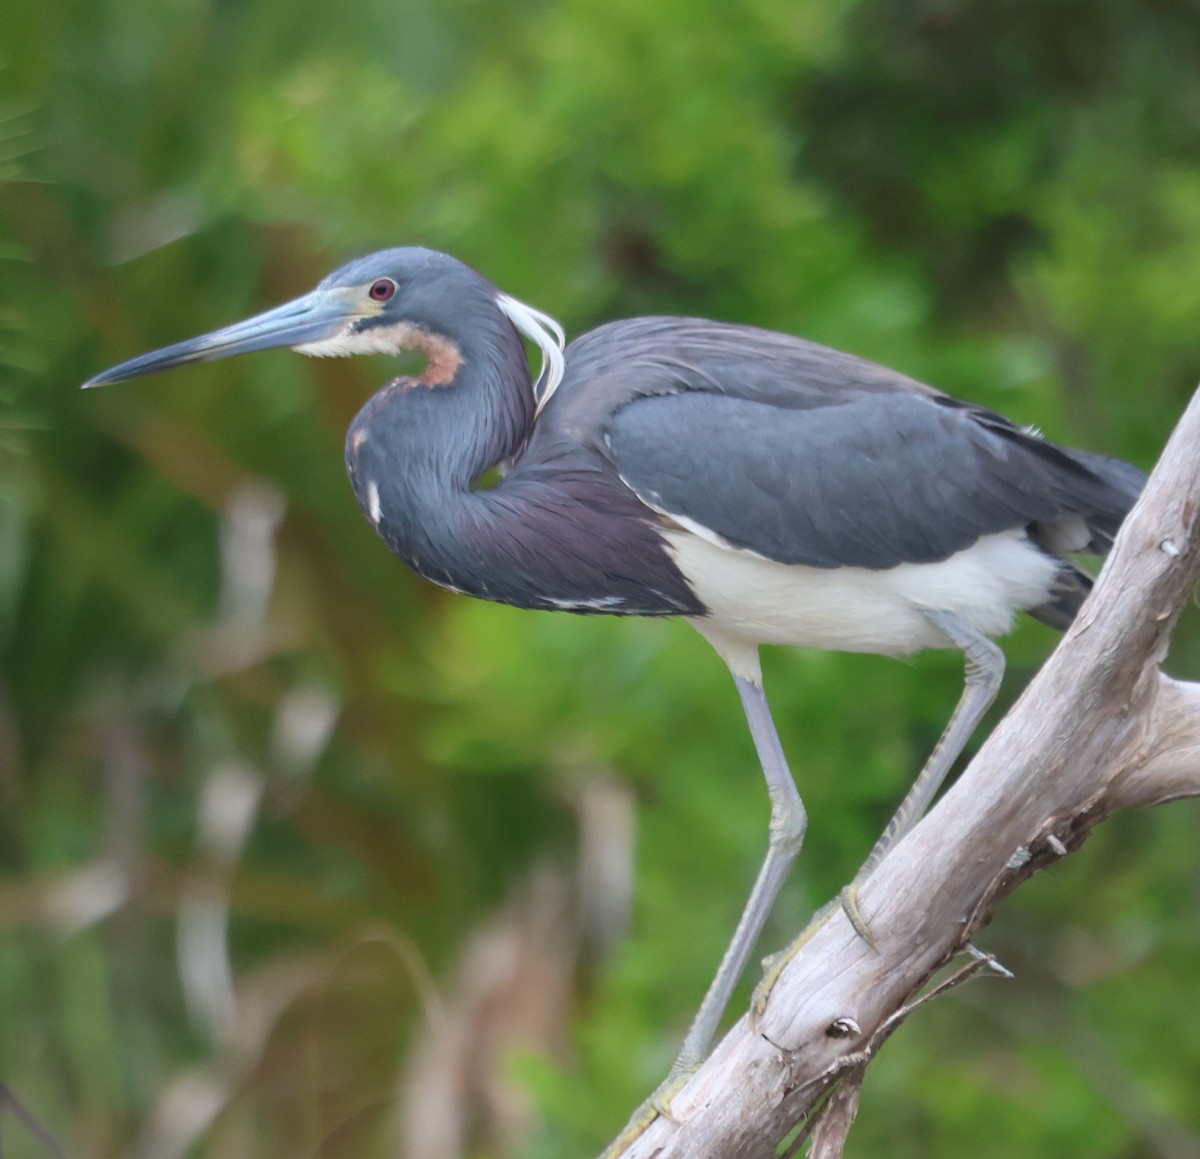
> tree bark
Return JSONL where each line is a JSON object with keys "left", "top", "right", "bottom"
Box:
{"left": 613, "top": 385, "right": 1200, "bottom": 1158}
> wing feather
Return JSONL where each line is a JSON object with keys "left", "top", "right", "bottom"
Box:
{"left": 522, "top": 316, "right": 1141, "bottom": 571}
{"left": 607, "top": 390, "right": 1126, "bottom": 569}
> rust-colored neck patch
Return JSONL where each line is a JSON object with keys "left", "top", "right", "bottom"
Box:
{"left": 406, "top": 329, "right": 463, "bottom": 387}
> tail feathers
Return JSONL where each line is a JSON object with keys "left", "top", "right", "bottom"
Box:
{"left": 1027, "top": 563, "right": 1092, "bottom": 631}
{"left": 987, "top": 418, "right": 1145, "bottom": 552}
{"left": 1008, "top": 433, "right": 1147, "bottom": 556}
{"left": 1022, "top": 442, "right": 1143, "bottom": 630}
{"left": 1057, "top": 449, "right": 1147, "bottom": 548}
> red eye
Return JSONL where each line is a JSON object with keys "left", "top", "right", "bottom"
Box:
{"left": 369, "top": 278, "right": 397, "bottom": 302}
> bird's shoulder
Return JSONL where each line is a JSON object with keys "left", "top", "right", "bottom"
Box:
{"left": 568, "top": 316, "right": 935, "bottom": 401}
{"left": 526, "top": 315, "right": 957, "bottom": 454}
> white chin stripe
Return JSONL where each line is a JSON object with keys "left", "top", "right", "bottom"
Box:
{"left": 294, "top": 321, "right": 426, "bottom": 359}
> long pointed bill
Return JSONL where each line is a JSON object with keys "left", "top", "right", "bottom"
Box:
{"left": 82, "top": 288, "right": 357, "bottom": 388}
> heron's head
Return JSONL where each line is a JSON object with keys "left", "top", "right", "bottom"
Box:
{"left": 84, "top": 247, "right": 564, "bottom": 398}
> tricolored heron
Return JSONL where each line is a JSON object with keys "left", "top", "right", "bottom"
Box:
{"left": 85, "top": 246, "right": 1144, "bottom": 1115}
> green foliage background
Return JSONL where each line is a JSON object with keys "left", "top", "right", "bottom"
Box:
{"left": 3, "top": 0, "right": 1200, "bottom": 1155}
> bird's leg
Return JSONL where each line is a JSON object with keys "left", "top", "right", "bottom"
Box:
{"left": 601, "top": 667, "right": 807, "bottom": 1157}
{"left": 674, "top": 670, "right": 809, "bottom": 1071}
{"left": 753, "top": 611, "right": 1003, "bottom": 1015}
{"left": 839, "top": 610, "right": 1003, "bottom": 935}
{"left": 850, "top": 610, "right": 1004, "bottom": 885}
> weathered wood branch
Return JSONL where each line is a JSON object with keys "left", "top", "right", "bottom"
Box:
{"left": 615, "top": 385, "right": 1200, "bottom": 1158}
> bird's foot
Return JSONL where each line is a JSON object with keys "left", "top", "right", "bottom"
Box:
{"left": 750, "top": 897, "right": 834, "bottom": 1029}
{"left": 750, "top": 885, "right": 879, "bottom": 1029}
{"left": 598, "top": 1068, "right": 693, "bottom": 1158}
{"left": 838, "top": 882, "right": 879, "bottom": 952}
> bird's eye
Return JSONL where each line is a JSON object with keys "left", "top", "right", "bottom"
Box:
{"left": 368, "top": 278, "right": 397, "bottom": 302}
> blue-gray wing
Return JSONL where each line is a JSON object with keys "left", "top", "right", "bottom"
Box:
{"left": 605, "top": 389, "right": 1138, "bottom": 569}
{"left": 524, "top": 315, "right": 1141, "bottom": 570}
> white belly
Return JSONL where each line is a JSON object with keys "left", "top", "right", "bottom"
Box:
{"left": 663, "top": 528, "right": 1060, "bottom": 667}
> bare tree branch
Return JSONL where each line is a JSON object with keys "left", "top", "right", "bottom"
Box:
{"left": 613, "top": 387, "right": 1200, "bottom": 1158}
